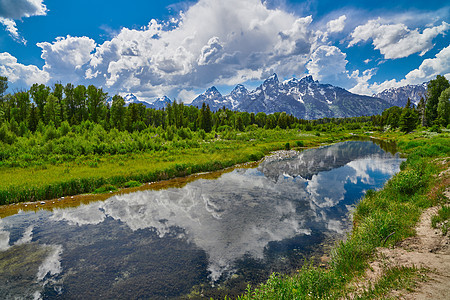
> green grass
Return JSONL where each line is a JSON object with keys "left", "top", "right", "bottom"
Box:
{"left": 431, "top": 206, "right": 450, "bottom": 235}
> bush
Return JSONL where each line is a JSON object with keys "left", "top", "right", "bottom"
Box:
{"left": 94, "top": 184, "right": 117, "bottom": 194}
{"left": 123, "top": 180, "right": 141, "bottom": 188}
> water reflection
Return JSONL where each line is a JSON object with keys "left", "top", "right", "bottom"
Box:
{"left": 0, "top": 141, "right": 403, "bottom": 299}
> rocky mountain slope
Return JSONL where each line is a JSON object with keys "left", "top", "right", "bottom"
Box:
{"left": 191, "top": 74, "right": 390, "bottom": 119}
{"left": 373, "top": 83, "right": 427, "bottom": 107}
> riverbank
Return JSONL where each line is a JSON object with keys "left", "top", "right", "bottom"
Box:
{"left": 238, "top": 130, "right": 449, "bottom": 299}
{"left": 0, "top": 128, "right": 354, "bottom": 207}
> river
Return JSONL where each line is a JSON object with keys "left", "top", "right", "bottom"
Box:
{"left": 0, "top": 140, "right": 403, "bottom": 299}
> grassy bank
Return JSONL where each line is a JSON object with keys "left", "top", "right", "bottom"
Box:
{"left": 0, "top": 128, "right": 350, "bottom": 205}
{"left": 237, "top": 130, "right": 449, "bottom": 299}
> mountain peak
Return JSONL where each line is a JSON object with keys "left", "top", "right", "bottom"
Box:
{"left": 264, "top": 73, "right": 279, "bottom": 85}
{"left": 300, "top": 75, "right": 315, "bottom": 84}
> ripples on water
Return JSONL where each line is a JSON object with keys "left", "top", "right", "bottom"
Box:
{"left": 0, "top": 140, "right": 403, "bottom": 299}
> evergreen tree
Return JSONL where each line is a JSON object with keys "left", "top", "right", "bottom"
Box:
{"left": 28, "top": 104, "right": 39, "bottom": 132}
{"left": 399, "top": 107, "right": 418, "bottom": 133}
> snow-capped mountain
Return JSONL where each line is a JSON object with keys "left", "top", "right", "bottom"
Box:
{"left": 151, "top": 96, "right": 172, "bottom": 110}
{"left": 189, "top": 74, "right": 390, "bottom": 119}
{"left": 373, "top": 83, "right": 428, "bottom": 107}
{"left": 190, "top": 86, "right": 226, "bottom": 110}
{"left": 123, "top": 93, "right": 153, "bottom": 108}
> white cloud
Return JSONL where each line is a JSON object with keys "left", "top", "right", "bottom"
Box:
{"left": 327, "top": 15, "right": 346, "bottom": 33}
{"left": 0, "top": 52, "right": 49, "bottom": 86}
{"left": 350, "top": 45, "right": 450, "bottom": 95}
{"left": 0, "top": 0, "right": 47, "bottom": 19}
{"left": 349, "top": 18, "right": 450, "bottom": 59}
{"left": 37, "top": 35, "right": 97, "bottom": 82}
{"left": 306, "top": 45, "right": 348, "bottom": 82}
{"left": 0, "top": 17, "right": 25, "bottom": 44}
{"left": 348, "top": 68, "right": 377, "bottom": 95}
{"left": 0, "top": 0, "right": 47, "bottom": 44}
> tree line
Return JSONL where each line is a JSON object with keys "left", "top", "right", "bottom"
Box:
{"left": 0, "top": 74, "right": 449, "bottom": 146}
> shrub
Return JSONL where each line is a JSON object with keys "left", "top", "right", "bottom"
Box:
{"left": 123, "top": 180, "right": 141, "bottom": 188}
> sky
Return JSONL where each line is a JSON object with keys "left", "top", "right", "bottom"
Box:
{"left": 0, "top": 0, "right": 449, "bottom": 102}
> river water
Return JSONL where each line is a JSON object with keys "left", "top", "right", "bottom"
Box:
{"left": 0, "top": 140, "right": 403, "bottom": 299}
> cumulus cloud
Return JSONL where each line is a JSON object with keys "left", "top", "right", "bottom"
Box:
{"left": 327, "top": 15, "right": 346, "bottom": 33}
{"left": 37, "top": 35, "right": 97, "bottom": 81}
{"left": 0, "top": 0, "right": 47, "bottom": 43}
{"left": 0, "top": 52, "right": 49, "bottom": 86}
{"left": 349, "top": 18, "right": 450, "bottom": 59}
{"left": 306, "top": 45, "right": 348, "bottom": 82}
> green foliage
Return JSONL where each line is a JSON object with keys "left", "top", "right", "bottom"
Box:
{"left": 94, "top": 184, "right": 117, "bottom": 194}
{"left": 399, "top": 107, "right": 418, "bottom": 133}
{"left": 426, "top": 75, "right": 450, "bottom": 126}
{"left": 437, "top": 87, "right": 450, "bottom": 127}
{"left": 122, "top": 180, "right": 142, "bottom": 188}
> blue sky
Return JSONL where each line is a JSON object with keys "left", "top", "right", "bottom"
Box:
{"left": 0, "top": 0, "right": 449, "bottom": 102}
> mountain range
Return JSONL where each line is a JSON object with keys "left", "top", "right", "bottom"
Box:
{"left": 190, "top": 74, "right": 389, "bottom": 119}
{"left": 119, "top": 74, "right": 428, "bottom": 119}
{"left": 373, "top": 82, "right": 427, "bottom": 107}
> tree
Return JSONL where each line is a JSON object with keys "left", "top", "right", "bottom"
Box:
{"left": 198, "top": 103, "right": 212, "bottom": 132}
{"left": 416, "top": 96, "right": 426, "bottom": 127}
{"left": 87, "top": 85, "right": 107, "bottom": 123}
{"left": 14, "top": 91, "right": 30, "bottom": 123}
{"left": 399, "top": 107, "right": 418, "bottom": 133}
{"left": 426, "top": 75, "right": 450, "bottom": 126}
{"left": 73, "top": 85, "right": 87, "bottom": 123}
{"left": 110, "top": 95, "right": 126, "bottom": 130}
{"left": 437, "top": 87, "right": 450, "bottom": 127}
{"left": 30, "top": 83, "right": 50, "bottom": 120}
{"left": 53, "top": 83, "right": 65, "bottom": 121}
{"left": 0, "top": 76, "right": 7, "bottom": 102}
{"left": 44, "top": 94, "right": 61, "bottom": 126}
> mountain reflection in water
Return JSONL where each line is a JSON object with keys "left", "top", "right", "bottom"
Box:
{"left": 0, "top": 141, "right": 403, "bottom": 299}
